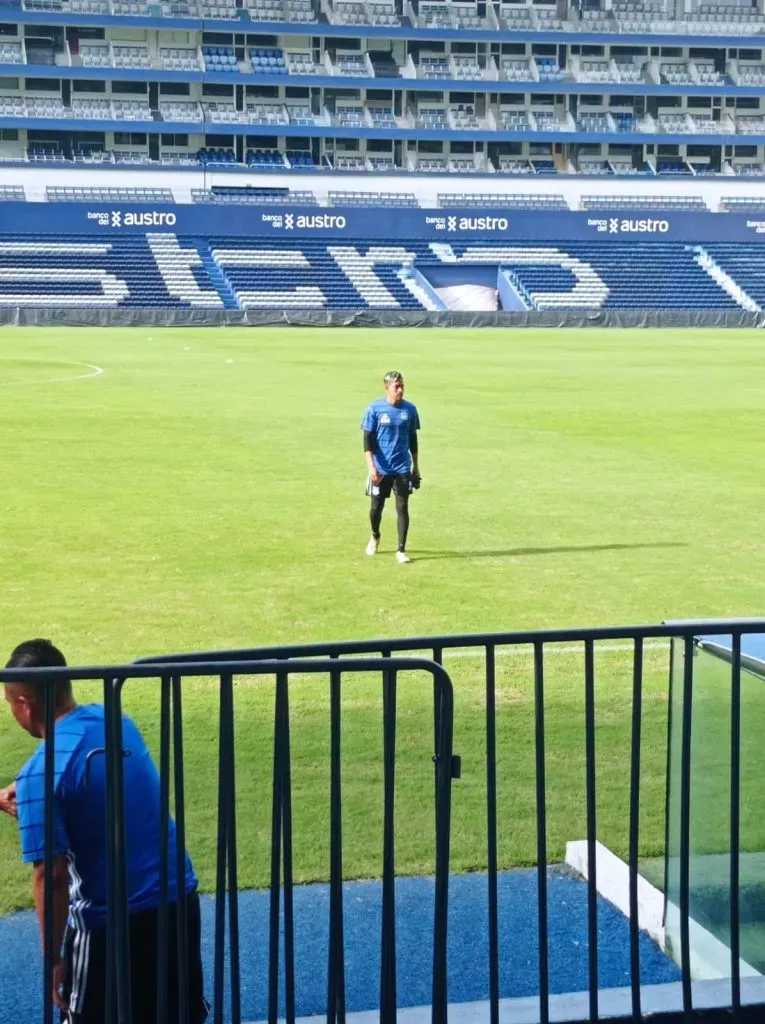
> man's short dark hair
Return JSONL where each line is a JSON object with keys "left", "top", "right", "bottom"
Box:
{"left": 6, "top": 638, "right": 67, "bottom": 670}
{"left": 384, "top": 370, "right": 403, "bottom": 384}
{"left": 5, "top": 639, "right": 71, "bottom": 707}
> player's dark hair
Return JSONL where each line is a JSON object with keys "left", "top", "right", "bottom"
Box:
{"left": 5, "top": 639, "right": 71, "bottom": 706}
{"left": 6, "top": 638, "right": 67, "bottom": 669}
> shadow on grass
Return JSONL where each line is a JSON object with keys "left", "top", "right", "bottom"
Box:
{"left": 412, "top": 542, "right": 687, "bottom": 561}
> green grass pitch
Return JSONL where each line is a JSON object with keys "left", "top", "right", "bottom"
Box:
{"left": 0, "top": 325, "right": 763, "bottom": 916}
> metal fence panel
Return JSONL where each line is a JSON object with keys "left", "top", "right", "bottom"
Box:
{"left": 137, "top": 618, "right": 765, "bottom": 1024}
{"left": 1, "top": 656, "right": 454, "bottom": 1024}
{"left": 5, "top": 619, "right": 765, "bottom": 1023}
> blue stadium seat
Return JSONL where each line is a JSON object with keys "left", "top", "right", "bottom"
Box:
{"left": 438, "top": 193, "right": 569, "bottom": 210}
{"left": 703, "top": 244, "right": 765, "bottom": 307}
{"left": 203, "top": 44, "right": 238, "bottom": 71}
{"left": 0, "top": 232, "right": 752, "bottom": 313}
{"left": 582, "top": 195, "right": 709, "bottom": 212}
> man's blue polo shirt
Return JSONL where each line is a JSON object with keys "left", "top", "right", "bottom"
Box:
{"left": 361, "top": 398, "right": 420, "bottom": 476}
{"left": 16, "top": 703, "right": 197, "bottom": 931}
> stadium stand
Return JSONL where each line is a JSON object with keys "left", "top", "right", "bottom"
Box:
{"left": 0, "top": 228, "right": 757, "bottom": 313}
{"left": 80, "top": 44, "right": 113, "bottom": 68}
{"left": 721, "top": 196, "right": 765, "bottom": 212}
{"left": 328, "top": 191, "right": 419, "bottom": 206}
{"left": 579, "top": 7, "right": 613, "bottom": 32}
{"left": 26, "top": 97, "right": 67, "bottom": 120}
{"left": 160, "top": 100, "right": 203, "bottom": 122}
{"left": 656, "top": 158, "right": 694, "bottom": 175}
{"left": 27, "top": 145, "right": 66, "bottom": 161}
{"left": 577, "top": 61, "right": 613, "bottom": 84}
{"left": 736, "top": 114, "right": 765, "bottom": 134}
{"left": 159, "top": 47, "right": 201, "bottom": 72}
{"left": 286, "top": 51, "right": 319, "bottom": 75}
{"left": 245, "top": 148, "right": 285, "bottom": 167}
{"left": 501, "top": 58, "right": 532, "bottom": 82}
{"left": 0, "top": 40, "right": 25, "bottom": 63}
{"left": 70, "top": 98, "right": 112, "bottom": 120}
{"left": 112, "top": 44, "right": 151, "bottom": 69}
{"left": 1, "top": 0, "right": 765, "bottom": 178}
{"left": 250, "top": 47, "right": 288, "bottom": 74}
{"left": 202, "top": 45, "right": 239, "bottom": 72}
{"left": 735, "top": 62, "right": 765, "bottom": 86}
{"left": 199, "top": 146, "right": 238, "bottom": 164}
{"left": 287, "top": 148, "right": 316, "bottom": 167}
{"left": 704, "top": 244, "right": 765, "bottom": 307}
{"left": 45, "top": 186, "right": 175, "bottom": 202}
{"left": 191, "top": 186, "right": 317, "bottom": 203}
{"left": 0, "top": 97, "right": 26, "bottom": 118}
{"left": 112, "top": 99, "right": 153, "bottom": 121}
{"left": 0, "top": 234, "right": 177, "bottom": 307}
{"left": 581, "top": 195, "right": 710, "bottom": 212}
{"left": 438, "top": 193, "right": 569, "bottom": 210}
{"left": 335, "top": 53, "right": 367, "bottom": 75}
{"left": 0, "top": 0, "right": 765, "bottom": 323}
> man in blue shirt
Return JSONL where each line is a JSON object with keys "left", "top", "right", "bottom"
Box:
{"left": 2, "top": 638, "right": 208, "bottom": 1024}
{"left": 361, "top": 370, "right": 421, "bottom": 564}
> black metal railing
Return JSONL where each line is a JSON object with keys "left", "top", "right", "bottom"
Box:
{"left": 1, "top": 656, "right": 454, "bottom": 1024}
{"left": 139, "top": 618, "right": 765, "bottom": 1024}
{"left": 6, "top": 618, "right": 765, "bottom": 1024}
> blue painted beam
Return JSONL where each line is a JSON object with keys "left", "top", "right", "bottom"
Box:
{"left": 1, "top": 62, "right": 764, "bottom": 98}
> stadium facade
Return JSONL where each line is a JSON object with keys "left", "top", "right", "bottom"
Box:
{"left": 2, "top": 0, "right": 765, "bottom": 315}
{"left": 3, "top": 0, "right": 765, "bottom": 175}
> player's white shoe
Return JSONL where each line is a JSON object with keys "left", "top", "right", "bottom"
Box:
{"left": 396, "top": 551, "right": 411, "bottom": 564}
{"left": 365, "top": 537, "right": 379, "bottom": 556}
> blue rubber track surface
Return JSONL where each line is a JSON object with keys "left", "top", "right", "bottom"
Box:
{"left": 0, "top": 869, "right": 680, "bottom": 1023}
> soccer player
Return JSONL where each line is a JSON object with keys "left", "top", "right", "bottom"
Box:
{"left": 361, "top": 370, "right": 421, "bottom": 564}
{"left": 3, "top": 638, "right": 208, "bottom": 1024}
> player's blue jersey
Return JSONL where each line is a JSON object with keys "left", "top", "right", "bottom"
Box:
{"left": 361, "top": 398, "right": 420, "bottom": 476}
{"left": 16, "top": 703, "right": 197, "bottom": 930}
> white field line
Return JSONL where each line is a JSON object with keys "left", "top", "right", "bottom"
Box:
{"left": 435, "top": 641, "right": 670, "bottom": 661}
{"left": 268, "top": 642, "right": 671, "bottom": 676}
{"left": 0, "top": 360, "right": 104, "bottom": 387}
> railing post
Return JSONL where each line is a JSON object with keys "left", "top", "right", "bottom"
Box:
{"left": 730, "top": 633, "right": 742, "bottom": 1015}
{"left": 105, "top": 675, "right": 132, "bottom": 1024}
{"left": 268, "top": 673, "right": 284, "bottom": 1024}
{"left": 171, "top": 674, "right": 190, "bottom": 1024}
{"left": 158, "top": 674, "right": 171, "bottom": 1024}
{"left": 42, "top": 676, "right": 56, "bottom": 1024}
{"left": 280, "top": 669, "right": 296, "bottom": 1024}
{"left": 679, "top": 636, "right": 694, "bottom": 1016}
{"left": 380, "top": 662, "right": 398, "bottom": 1024}
{"left": 584, "top": 640, "right": 598, "bottom": 1023}
{"left": 628, "top": 639, "right": 643, "bottom": 1023}
{"left": 214, "top": 671, "right": 241, "bottom": 1024}
{"left": 327, "top": 657, "right": 346, "bottom": 1024}
{"left": 431, "top": 663, "right": 454, "bottom": 1024}
{"left": 485, "top": 644, "right": 500, "bottom": 1024}
{"left": 533, "top": 641, "right": 549, "bottom": 1024}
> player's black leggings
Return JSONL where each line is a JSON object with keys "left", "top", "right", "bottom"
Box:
{"left": 370, "top": 474, "right": 410, "bottom": 552}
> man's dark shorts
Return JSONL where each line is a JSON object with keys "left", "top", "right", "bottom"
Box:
{"left": 61, "top": 889, "right": 208, "bottom": 1024}
{"left": 377, "top": 473, "right": 411, "bottom": 499}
